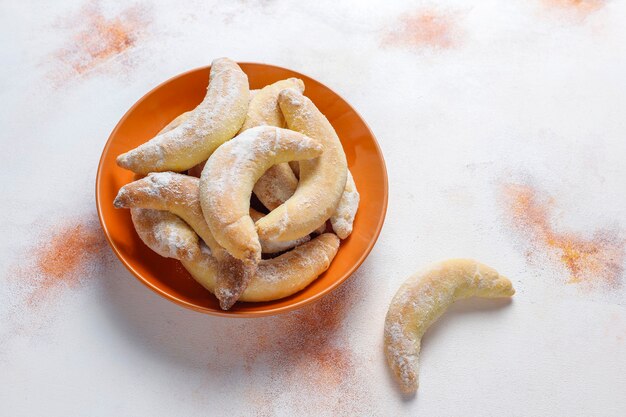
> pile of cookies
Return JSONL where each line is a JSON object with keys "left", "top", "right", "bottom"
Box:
{"left": 113, "top": 57, "right": 359, "bottom": 310}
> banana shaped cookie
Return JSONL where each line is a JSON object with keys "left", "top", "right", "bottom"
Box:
{"left": 384, "top": 259, "right": 515, "bottom": 394}
{"left": 129, "top": 207, "right": 340, "bottom": 303}
{"left": 199, "top": 126, "right": 323, "bottom": 263}
{"left": 113, "top": 172, "right": 255, "bottom": 310}
{"left": 131, "top": 208, "right": 200, "bottom": 260}
{"left": 186, "top": 89, "right": 260, "bottom": 179}
{"left": 116, "top": 57, "right": 249, "bottom": 174}
{"left": 184, "top": 234, "right": 340, "bottom": 302}
{"left": 256, "top": 89, "right": 348, "bottom": 242}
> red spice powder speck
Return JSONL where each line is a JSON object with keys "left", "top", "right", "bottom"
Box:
{"left": 51, "top": 1, "right": 150, "bottom": 84}
{"left": 232, "top": 279, "right": 373, "bottom": 416}
{"left": 20, "top": 221, "right": 108, "bottom": 305}
{"left": 503, "top": 183, "right": 625, "bottom": 288}
{"left": 542, "top": 0, "right": 606, "bottom": 19}
{"left": 382, "top": 8, "right": 461, "bottom": 51}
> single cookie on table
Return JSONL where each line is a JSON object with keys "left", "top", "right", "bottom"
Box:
{"left": 384, "top": 259, "right": 515, "bottom": 394}
{"left": 116, "top": 57, "right": 249, "bottom": 174}
{"left": 113, "top": 172, "right": 255, "bottom": 310}
{"left": 256, "top": 89, "right": 348, "bottom": 242}
{"left": 199, "top": 126, "right": 323, "bottom": 264}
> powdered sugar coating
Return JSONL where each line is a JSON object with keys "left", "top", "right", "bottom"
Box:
{"left": 114, "top": 172, "right": 218, "bottom": 251}
{"left": 113, "top": 172, "right": 256, "bottom": 310}
{"left": 199, "top": 126, "right": 323, "bottom": 262}
{"left": 116, "top": 57, "right": 249, "bottom": 174}
{"left": 182, "top": 233, "right": 340, "bottom": 302}
{"left": 256, "top": 88, "right": 348, "bottom": 242}
{"left": 130, "top": 208, "right": 200, "bottom": 260}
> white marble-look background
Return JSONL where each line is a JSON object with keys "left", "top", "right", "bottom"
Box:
{"left": 1, "top": 0, "right": 625, "bottom": 416}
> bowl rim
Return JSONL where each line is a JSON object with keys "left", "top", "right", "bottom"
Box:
{"left": 95, "top": 62, "right": 388, "bottom": 317}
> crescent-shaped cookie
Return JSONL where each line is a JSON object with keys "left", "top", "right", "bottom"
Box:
{"left": 116, "top": 57, "right": 249, "bottom": 174}
{"left": 256, "top": 88, "right": 348, "bottom": 242}
{"left": 183, "top": 234, "right": 340, "bottom": 302}
{"left": 199, "top": 126, "right": 323, "bottom": 263}
{"left": 131, "top": 208, "right": 200, "bottom": 260}
{"left": 384, "top": 259, "right": 515, "bottom": 394}
{"left": 330, "top": 170, "right": 360, "bottom": 239}
{"left": 113, "top": 172, "right": 255, "bottom": 310}
{"left": 128, "top": 208, "right": 340, "bottom": 303}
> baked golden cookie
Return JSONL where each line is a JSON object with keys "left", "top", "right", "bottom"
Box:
{"left": 116, "top": 58, "right": 249, "bottom": 174}
{"left": 131, "top": 208, "right": 200, "bottom": 260}
{"left": 384, "top": 259, "right": 515, "bottom": 394}
{"left": 185, "top": 88, "right": 260, "bottom": 179}
{"left": 129, "top": 206, "right": 340, "bottom": 303}
{"left": 183, "top": 234, "right": 340, "bottom": 302}
{"left": 199, "top": 126, "right": 323, "bottom": 263}
{"left": 113, "top": 172, "right": 255, "bottom": 310}
{"left": 256, "top": 89, "right": 347, "bottom": 242}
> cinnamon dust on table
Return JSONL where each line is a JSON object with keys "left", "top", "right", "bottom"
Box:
{"left": 382, "top": 8, "right": 462, "bottom": 51}
{"left": 503, "top": 183, "right": 625, "bottom": 288}
{"left": 234, "top": 278, "right": 375, "bottom": 417}
{"left": 50, "top": 1, "right": 150, "bottom": 85}
{"left": 542, "top": 0, "right": 606, "bottom": 18}
{"left": 14, "top": 219, "right": 109, "bottom": 306}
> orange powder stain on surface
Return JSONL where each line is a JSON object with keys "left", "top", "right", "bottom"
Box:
{"left": 503, "top": 183, "right": 625, "bottom": 288}
{"left": 231, "top": 279, "right": 374, "bottom": 416}
{"left": 542, "top": 0, "right": 606, "bottom": 19}
{"left": 11, "top": 219, "right": 109, "bottom": 306}
{"left": 26, "top": 222, "right": 108, "bottom": 305}
{"left": 382, "top": 9, "right": 461, "bottom": 51}
{"left": 51, "top": 1, "right": 150, "bottom": 84}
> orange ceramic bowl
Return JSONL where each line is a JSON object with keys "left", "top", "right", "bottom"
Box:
{"left": 96, "top": 63, "right": 388, "bottom": 317}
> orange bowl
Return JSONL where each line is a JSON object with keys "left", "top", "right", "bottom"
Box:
{"left": 96, "top": 62, "right": 388, "bottom": 317}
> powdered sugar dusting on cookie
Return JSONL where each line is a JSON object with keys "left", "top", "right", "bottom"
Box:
{"left": 202, "top": 126, "right": 322, "bottom": 228}
{"left": 117, "top": 58, "right": 248, "bottom": 173}
{"left": 131, "top": 208, "right": 199, "bottom": 260}
{"left": 256, "top": 234, "right": 337, "bottom": 284}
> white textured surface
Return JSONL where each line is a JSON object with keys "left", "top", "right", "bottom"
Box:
{"left": 1, "top": 1, "right": 625, "bottom": 416}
